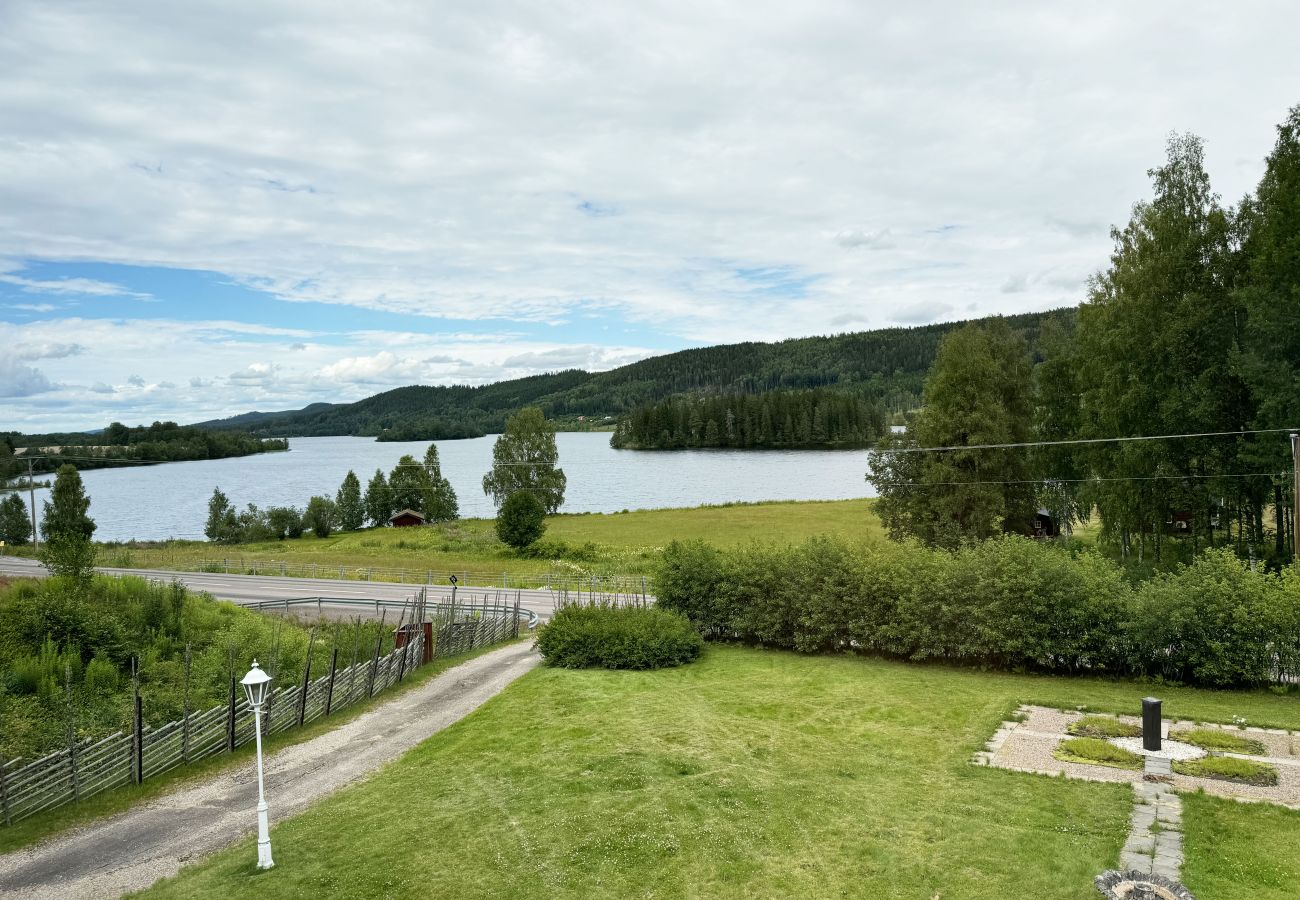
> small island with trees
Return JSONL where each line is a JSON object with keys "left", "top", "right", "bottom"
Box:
{"left": 1, "top": 421, "right": 288, "bottom": 486}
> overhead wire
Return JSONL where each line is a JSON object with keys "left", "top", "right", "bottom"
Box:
{"left": 880, "top": 427, "right": 1300, "bottom": 454}
{"left": 873, "top": 471, "right": 1290, "bottom": 488}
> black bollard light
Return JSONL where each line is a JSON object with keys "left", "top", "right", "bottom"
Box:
{"left": 1142, "top": 697, "right": 1162, "bottom": 752}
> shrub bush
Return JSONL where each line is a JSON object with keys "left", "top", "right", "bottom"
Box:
{"left": 84, "top": 653, "right": 119, "bottom": 695}
{"left": 537, "top": 604, "right": 703, "bottom": 670}
{"left": 655, "top": 537, "right": 1300, "bottom": 687}
{"left": 1129, "top": 549, "right": 1291, "bottom": 686}
{"left": 497, "top": 491, "right": 546, "bottom": 550}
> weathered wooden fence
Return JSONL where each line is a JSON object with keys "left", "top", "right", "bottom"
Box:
{"left": 0, "top": 606, "right": 524, "bottom": 827}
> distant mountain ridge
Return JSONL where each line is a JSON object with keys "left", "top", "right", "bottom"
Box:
{"left": 195, "top": 308, "right": 1075, "bottom": 440}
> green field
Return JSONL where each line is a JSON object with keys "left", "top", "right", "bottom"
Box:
{"left": 97, "top": 499, "right": 883, "bottom": 582}
{"left": 140, "top": 646, "right": 1300, "bottom": 899}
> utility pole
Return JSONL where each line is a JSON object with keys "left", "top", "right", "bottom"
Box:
{"left": 27, "top": 457, "right": 37, "bottom": 552}
{"left": 1292, "top": 433, "right": 1299, "bottom": 562}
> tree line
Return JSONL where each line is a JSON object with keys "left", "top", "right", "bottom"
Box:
{"left": 203, "top": 407, "right": 567, "bottom": 550}
{"left": 204, "top": 443, "right": 460, "bottom": 543}
{"left": 870, "top": 105, "right": 1300, "bottom": 566}
{"left": 609, "top": 388, "right": 886, "bottom": 449}
{"left": 1, "top": 421, "right": 287, "bottom": 483}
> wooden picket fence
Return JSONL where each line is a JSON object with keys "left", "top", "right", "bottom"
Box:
{"left": 0, "top": 608, "right": 522, "bottom": 827}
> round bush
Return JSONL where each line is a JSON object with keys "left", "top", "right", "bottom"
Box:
{"left": 537, "top": 604, "right": 703, "bottom": 670}
{"left": 496, "top": 491, "right": 547, "bottom": 550}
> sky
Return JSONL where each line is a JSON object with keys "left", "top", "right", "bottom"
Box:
{"left": 2, "top": 1, "right": 1298, "bottom": 432}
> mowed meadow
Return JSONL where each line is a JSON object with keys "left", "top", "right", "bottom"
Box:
{"left": 91, "top": 499, "right": 884, "bottom": 582}
{"left": 139, "top": 646, "right": 1300, "bottom": 900}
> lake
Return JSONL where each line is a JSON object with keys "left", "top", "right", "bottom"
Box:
{"left": 21, "top": 434, "right": 877, "bottom": 542}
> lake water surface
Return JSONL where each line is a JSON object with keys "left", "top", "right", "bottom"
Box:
{"left": 23, "top": 434, "right": 877, "bottom": 542}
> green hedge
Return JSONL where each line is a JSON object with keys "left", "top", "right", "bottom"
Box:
{"left": 655, "top": 537, "right": 1300, "bottom": 688}
{"left": 536, "top": 604, "right": 703, "bottom": 670}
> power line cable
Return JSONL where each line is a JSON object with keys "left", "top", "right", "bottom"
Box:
{"left": 882, "top": 427, "right": 1299, "bottom": 454}
{"left": 25, "top": 426, "right": 1299, "bottom": 466}
{"left": 18, "top": 454, "right": 575, "bottom": 468}
{"left": 873, "top": 471, "right": 1289, "bottom": 488}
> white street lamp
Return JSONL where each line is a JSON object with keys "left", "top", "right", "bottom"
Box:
{"left": 240, "top": 659, "right": 275, "bottom": 870}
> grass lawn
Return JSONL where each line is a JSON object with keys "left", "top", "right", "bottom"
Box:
{"left": 1183, "top": 793, "right": 1300, "bottom": 897}
{"left": 139, "top": 646, "right": 1300, "bottom": 899}
{"left": 95, "top": 499, "right": 883, "bottom": 583}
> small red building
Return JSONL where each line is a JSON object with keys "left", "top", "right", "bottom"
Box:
{"left": 388, "top": 508, "right": 427, "bottom": 528}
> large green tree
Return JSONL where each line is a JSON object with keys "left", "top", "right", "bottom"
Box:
{"left": 204, "top": 487, "right": 240, "bottom": 543}
{"left": 867, "top": 319, "right": 1035, "bottom": 548}
{"left": 421, "top": 444, "right": 459, "bottom": 522}
{"left": 389, "top": 455, "right": 434, "bottom": 514}
{"left": 482, "top": 407, "right": 567, "bottom": 514}
{"left": 335, "top": 470, "right": 365, "bottom": 531}
{"left": 1030, "top": 316, "right": 1087, "bottom": 535}
{"left": 1237, "top": 105, "right": 1300, "bottom": 559}
{"left": 303, "top": 495, "right": 337, "bottom": 538}
{"left": 39, "top": 465, "right": 97, "bottom": 580}
{"left": 1075, "top": 132, "right": 1247, "bottom": 560}
{"left": 0, "top": 493, "right": 32, "bottom": 545}
{"left": 364, "top": 469, "right": 393, "bottom": 527}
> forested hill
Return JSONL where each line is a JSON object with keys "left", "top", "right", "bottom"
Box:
{"left": 196, "top": 308, "right": 1075, "bottom": 440}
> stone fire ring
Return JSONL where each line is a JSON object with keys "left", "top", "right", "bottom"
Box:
{"left": 1096, "top": 870, "right": 1196, "bottom": 899}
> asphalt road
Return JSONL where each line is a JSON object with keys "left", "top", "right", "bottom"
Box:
{"left": 0, "top": 556, "right": 567, "bottom": 620}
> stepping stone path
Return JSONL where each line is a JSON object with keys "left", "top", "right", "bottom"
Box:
{"left": 973, "top": 707, "right": 1203, "bottom": 896}
{"left": 1120, "top": 761, "right": 1185, "bottom": 883}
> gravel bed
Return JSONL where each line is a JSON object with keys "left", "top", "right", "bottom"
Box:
{"left": 1111, "top": 736, "right": 1205, "bottom": 761}
{"left": 983, "top": 706, "right": 1300, "bottom": 809}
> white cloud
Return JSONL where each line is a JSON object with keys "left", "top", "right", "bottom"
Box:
{"left": 316, "top": 351, "right": 426, "bottom": 385}
{"left": 227, "top": 362, "right": 280, "bottom": 385}
{"left": 11, "top": 341, "right": 85, "bottom": 361}
{"left": 890, "top": 301, "right": 955, "bottom": 325}
{"left": 499, "top": 346, "right": 651, "bottom": 371}
{"left": 1, "top": 1, "right": 1297, "bottom": 427}
{"left": 0, "top": 0, "right": 1293, "bottom": 349}
{"left": 1001, "top": 274, "right": 1030, "bottom": 294}
{"left": 0, "top": 360, "right": 55, "bottom": 398}
{"left": 0, "top": 273, "right": 149, "bottom": 298}
{"left": 834, "top": 229, "right": 894, "bottom": 250}
{"left": 0, "top": 316, "right": 662, "bottom": 429}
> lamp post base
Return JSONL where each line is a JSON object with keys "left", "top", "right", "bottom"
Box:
{"left": 256, "top": 800, "right": 274, "bottom": 870}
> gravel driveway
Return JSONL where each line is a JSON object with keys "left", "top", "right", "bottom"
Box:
{"left": 0, "top": 640, "right": 539, "bottom": 899}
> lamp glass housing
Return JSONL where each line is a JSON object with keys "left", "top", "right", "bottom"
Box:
{"left": 241, "top": 660, "right": 273, "bottom": 709}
